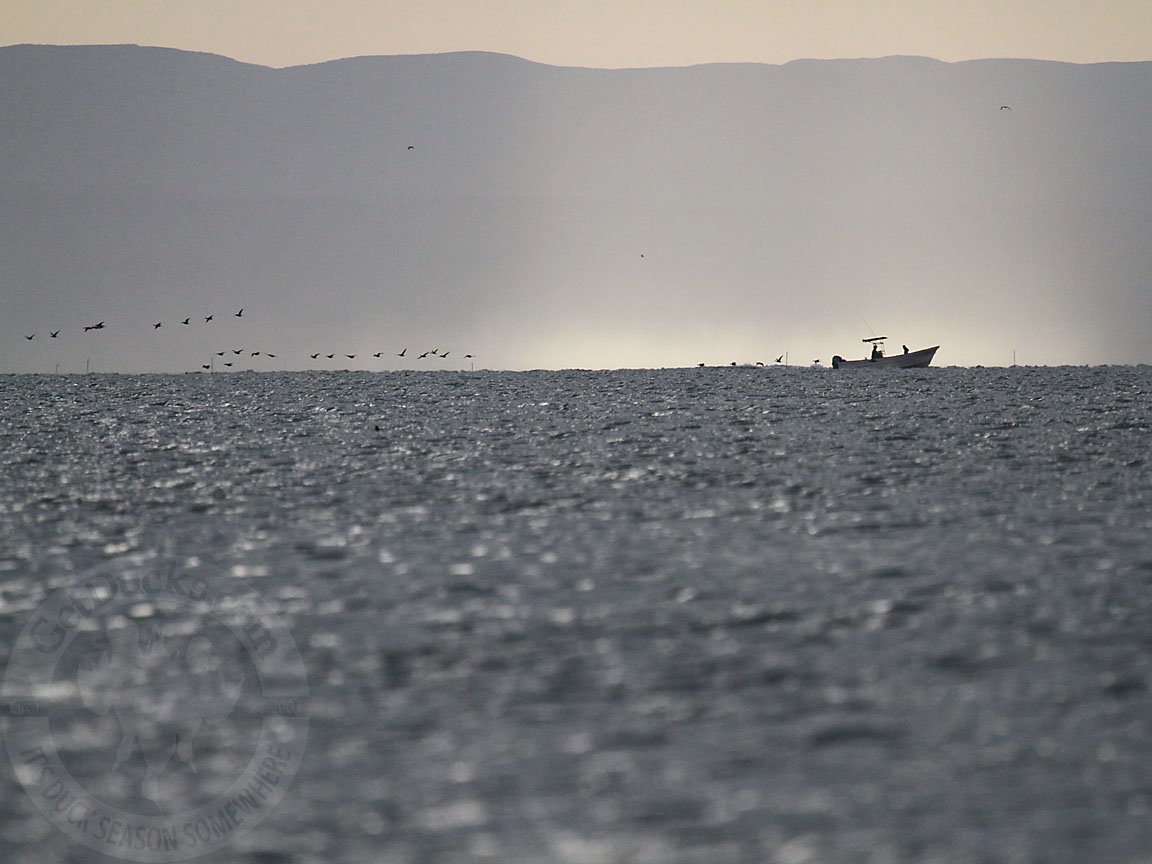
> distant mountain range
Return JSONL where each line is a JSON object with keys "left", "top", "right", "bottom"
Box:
{"left": 2, "top": 44, "right": 1150, "bottom": 370}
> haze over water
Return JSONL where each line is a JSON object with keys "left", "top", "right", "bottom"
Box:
{"left": 1, "top": 365, "right": 1150, "bottom": 862}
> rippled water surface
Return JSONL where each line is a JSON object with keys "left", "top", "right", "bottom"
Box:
{"left": 1, "top": 367, "right": 1151, "bottom": 863}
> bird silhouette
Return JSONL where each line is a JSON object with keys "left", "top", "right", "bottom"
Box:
{"left": 441, "top": 351, "right": 450, "bottom": 358}
{"left": 345, "top": 354, "right": 356, "bottom": 359}
{"left": 232, "top": 349, "right": 242, "bottom": 355}
{"left": 234, "top": 308, "right": 244, "bottom": 318}
{"left": 204, "top": 315, "right": 214, "bottom": 323}
{"left": 775, "top": 355, "right": 784, "bottom": 363}
{"left": 431, "top": 348, "right": 439, "bottom": 355}
{"left": 153, "top": 322, "right": 162, "bottom": 329}
{"left": 24, "top": 334, "right": 35, "bottom": 340}
{"left": 84, "top": 322, "right": 105, "bottom": 332}
{"left": 251, "top": 351, "right": 260, "bottom": 356}
{"left": 223, "top": 362, "right": 233, "bottom": 367}
{"left": 50, "top": 331, "right": 60, "bottom": 338}
{"left": 1000, "top": 105, "right": 1011, "bottom": 111}
{"left": 182, "top": 318, "right": 191, "bottom": 325}
{"left": 325, "top": 354, "right": 335, "bottom": 359}
{"left": 418, "top": 351, "right": 430, "bottom": 359}
{"left": 310, "top": 353, "right": 320, "bottom": 359}
{"left": 201, "top": 364, "right": 210, "bottom": 370}
{"left": 464, "top": 354, "right": 473, "bottom": 358}
{"left": 215, "top": 351, "right": 226, "bottom": 356}
{"left": 407, "top": 145, "right": 414, "bottom": 150}
{"left": 373, "top": 352, "right": 383, "bottom": 358}
{"left": 266, "top": 353, "right": 277, "bottom": 358}
{"left": 397, "top": 348, "right": 407, "bottom": 357}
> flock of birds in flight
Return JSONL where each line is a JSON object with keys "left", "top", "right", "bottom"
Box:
{"left": 21, "top": 307, "right": 475, "bottom": 370}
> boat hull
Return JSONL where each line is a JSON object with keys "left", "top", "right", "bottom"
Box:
{"left": 831, "top": 346, "right": 939, "bottom": 369}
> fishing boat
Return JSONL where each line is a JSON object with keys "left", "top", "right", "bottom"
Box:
{"left": 831, "top": 337, "right": 938, "bottom": 369}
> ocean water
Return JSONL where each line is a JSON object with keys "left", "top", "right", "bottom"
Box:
{"left": 1, "top": 366, "right": 1150, "bottom": 864}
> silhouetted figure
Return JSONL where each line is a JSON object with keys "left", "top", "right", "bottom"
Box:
{"left": 50, "top": 331, "right": 60, "bottom": 338}
{"left": 464, "top": 354, "right": 473, "bottom": 359}
{"left": 153, "top": 322, "right": 162, "bottom": 329}
{"left": 251, "top": 351, "right": 260, "bottom": 356}
{"left": 84, "top": 322, "right": 105, "bottom": 332}
{"left": 267, "top": 353, "right": 277, "bottom": 358}
{"left": 182, "top": 318, "right": 191, "bottom": 325}
{"left": 373, "top": 352, "right": 383, "bottom": 358}
{"left": 346, "top": 354, "right": 356, "bottom": 359}
{"left": 326, "top": 354, "right": 335, "bottom": 359}
{"left": 201, "top": 365, "right": 210, "bottom": 370}
{"left": 310, "top": 353, "right": 320, "bottom": 359}
{"left": 235, "top": 308, "right": 244, "bottom": 318}
{"left": 204, "top": 315, "right": 214, "bottom": 323}
{"left": 442, "top": 351, "right": 450, "bottom": 358}
{"left": 775, "top": 355, "right": 784, "bottom": 363}
{"left": 223, "top": 362, "right": 233, "bottom": 367}
{"left": 418, "top": 351, "right": 430, "bottom": 359}
{"left": 398, "top": 348, "right": 407, "bottom": 357}
{"left": 24, "top": 334, "right": 34, "bottom": 340}
{"left": 902, "top": 344, "right": 909, "bottom": 354}
{"left": 215, "top": 351, "right": 226, "bottom": 356}
{"left": 1000, "top": 105, "right": 1011, "bottom": 111}
{"left": 871, "top": 343, "right": 882, "bottom": 360}
{"left": 756, "top": 361, "right": 764, "bottom": 366}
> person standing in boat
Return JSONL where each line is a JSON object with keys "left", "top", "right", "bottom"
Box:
{"left": 902, "top": 344, "right": 909, "bottom": 354}
{"left": 871, "top": 343, "right": 882, "bottom": 360}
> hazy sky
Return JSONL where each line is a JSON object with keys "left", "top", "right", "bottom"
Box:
{"left": 4, "top": 0, "right": 1151, "bottom": 68}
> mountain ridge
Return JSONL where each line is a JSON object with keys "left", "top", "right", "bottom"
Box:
{"left": 2, "top": 44, "right": 1150, "bottom": 370}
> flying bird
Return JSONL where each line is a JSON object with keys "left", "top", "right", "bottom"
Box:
{"left": 418, "top": 351, "right": 430, "bottom": 359}
{"left": 182, "top": 318, "right": 191, "bottom": 325}
{"left": 441, "top": 351, "right": 450, "bottom": 358}
{"left": 84, "top": 322, "right": 105, "bottom": 332}
{"left": 204, "top": 315, "right": 214, "bottom": 323}
{"left": 153, "top": 322, "right": 162, "bottom": 329}
{"left": 1000, "top": 105, "right": 1011, "bottom": 111}
{"left": 326, "top": 354, "right": 335, "bottom": 359}
{"left": 232, "top": 349, "right": 242, "bottom": 355}
{"left": 201, "top": 365, "right": 211, "bottom": 370}
{"left": 464, "top": 354, "right": 473, "bottom": 359}
{"left": 251, "top": 351, "right": 260, "bottom": 356}
{"left": 398, "top": 348, "right": 407, "bottom": 357}
{"left": 775, "top": 355, "right": 784, "bottom": 363}
{"left": 234, "top": 308, "right": 244, "bottom": 318}
{"left": 266, "top": 353, "right": 277, "bottom": 358}
{"left": 215, "top": 351, "right": 226, "bottom": 356}
{"left": 407, "top": 145, "right": 414, "bottom": 150}
{"left": 345, "top": 354, "right": 356, "bottom": 359}
{"left": 24, "top": 334, "right": 35, "bottom": 340}
{"left": 310, "top": 353, "right": 320, "bottom": 359}
{"left": 373, "top": 352, "right": 383, "bottom": 358}
{"left": 223, "top": 362, "right": 233, "bottom": 367}
{"left": 50, "top": 331, "right": 60, "bottom": 338}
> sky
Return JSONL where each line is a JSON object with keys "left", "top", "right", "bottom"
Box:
{"left": 3, "top": 0, "right": 1151, "bottom": 69}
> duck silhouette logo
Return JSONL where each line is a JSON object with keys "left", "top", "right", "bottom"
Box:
{"left": 2, "top": 555, "right": 309, "bottom": 862}
{"left": 76, "top": 622, "right": 243, "bottom": 805}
